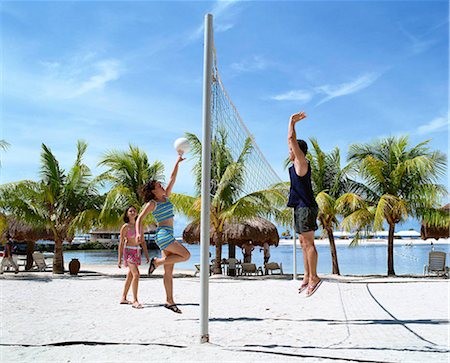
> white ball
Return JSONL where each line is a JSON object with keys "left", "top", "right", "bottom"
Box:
{"left": 173, "top": 137, "right": 190, "bottom": 154}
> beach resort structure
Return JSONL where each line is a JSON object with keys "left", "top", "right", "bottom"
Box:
{"left": 90, "top": 225, "right": 157, "bottom": 244}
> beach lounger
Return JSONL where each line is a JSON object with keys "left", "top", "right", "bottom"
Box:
{"left": 1, "top": 255, "right": 20, "bottom": 273}
{"left": 32, "top": 252, "right": 52, "bottom": 272}
{"left": 226, "top": 258, "right": 240, "bottom": 276}
{"left": 423, "top": 251, "right": 448, "bottom": 278}
{"left": 194, "top": 263, "right": 212, "bottom": 277}
{"left": 264, "top": 262, "right": 283, "bottom": 275}
{"left": 7, "top": 255, "right": 20, "bottom": 271}
{"left": 240, "top": 263, "right": 263, "bottom": 276}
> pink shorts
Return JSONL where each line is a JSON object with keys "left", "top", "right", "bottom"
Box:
{"left": 124, "top": 246, "right": 141, "bottom": 267}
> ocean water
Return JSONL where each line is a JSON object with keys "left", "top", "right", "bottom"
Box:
{"left": 62, "top": 242, "right": 450, "bottom": 275}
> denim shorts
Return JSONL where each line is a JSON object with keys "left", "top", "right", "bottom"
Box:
{"left": 294, "top": 206, "right": 319, "bottom": 234}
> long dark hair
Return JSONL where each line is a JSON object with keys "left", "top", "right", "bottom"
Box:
{"left": 123, "top": 205, "right": 137, "bottom": 223}
{"left": 140, "top": 180, "right": 158, "bottom": 203}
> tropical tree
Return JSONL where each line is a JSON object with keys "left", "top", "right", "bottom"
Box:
{"left": 0, "top": 139, "right": 9, "bottom": 151}
{"left": 181, "top": 129, "right": 280, "bottom": 274}
{"left": 308, "top": 139, "right": 356, "bottom": 275}
{"left": 343, "top": 136, "right": 447, "bottom": 275}
{"left": 0, "top": 139, "right": 10, "bottom": 167}
{"left": 97, "top": 145, "right": 165, "bottom": 227}
{"left": 0, "top": 141, "right": 102, "bottom": 273}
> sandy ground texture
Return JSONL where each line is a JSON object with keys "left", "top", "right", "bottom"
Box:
{"left": 1, "top": 271, "right": 449, "bottom": 363}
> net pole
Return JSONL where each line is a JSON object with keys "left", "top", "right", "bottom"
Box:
{"left": 200, "top": 13, "right": 213, "bottom": 344}
{"left": 292, "top": 211, "right": 297, "bottom": 280}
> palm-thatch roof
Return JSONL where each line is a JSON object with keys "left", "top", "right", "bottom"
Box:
{"left": 421, "top": 204, "right": 450, "bottom": 240}
{"left": 183, "top": 217, "right": 279, "bottom": 247}
{"left": 1, "top": 216, "right": 54, "bottom": 242}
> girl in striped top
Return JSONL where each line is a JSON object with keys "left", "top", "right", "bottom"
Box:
{"left": 136, "top": 152, "right": 191, "bottom": 314}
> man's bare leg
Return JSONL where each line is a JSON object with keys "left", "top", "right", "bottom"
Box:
{"left": 301, "top": 231, "right": 320, "bottom": 286}
{"left": 299, "top": 234, "right": 310, "bottom": 289}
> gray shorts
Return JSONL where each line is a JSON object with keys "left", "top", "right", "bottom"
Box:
{"left": 294, "top": 206, "right": 319, "bottom": 234}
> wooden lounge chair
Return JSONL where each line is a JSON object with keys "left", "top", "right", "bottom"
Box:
{"left": 264, "top": 262, "right": 283, "bottom": 275}
{"left": 194, "top": 263, "right": 212, "bottom": 277}
{"left": 241, "top": 263, "right": 263, "bottom": 276}
{"left": 424, "top": 251, "right": 448, "bottom": 278}
{"left": 32, "top": 252, "right": 52, "bottom": 272}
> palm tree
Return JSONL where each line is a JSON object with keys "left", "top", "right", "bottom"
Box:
{"left": 0, "top": 139, "right": 10, "bottom": 167}
{"left": 344, "top": 136, "right": 447, "bottom": 275}
{"left": 0, "top": 139, "right": 9, "bottom": 151}
{"left": 182, "top": 129, "right": 279, "bottom": 274}
{"left": 0, "top": 141, "right": 102, "bottom": 273}
{"left": 308, "top": 139, "right": 355, "bottom": 275}
{"left": 97, "top": 145, "right": 165, "bottom": 227}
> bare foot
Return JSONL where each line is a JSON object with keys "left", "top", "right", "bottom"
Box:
{"left": 298, "top": 279, "right": 309, "bottom": 293}
{"left": 132, "top": 301, "right": 143, "bottom": 309}
{"left": 306, "top": 277, "right": 322, "bottom": 297}
{"left": 120, "top": 299, "right": 132, "bottom": 305}
{"left": 309, "top": 276, "right": 320, "bottom": 286}
{"left": 164, "top": 303, "right": 182, "bottom": 314}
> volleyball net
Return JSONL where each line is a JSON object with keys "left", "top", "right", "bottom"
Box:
{"left": 209, "top": 48, "right": 283, "bottom": 197}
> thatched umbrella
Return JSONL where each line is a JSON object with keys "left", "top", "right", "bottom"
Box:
{"left": 1, "top": 216, "right": 54, "bottom": 270}
{"left": 2, "top": 217, "right": 54, "bottom": 242}
{"left": 421, "top": 204, "right": 450, "bottom": 240}
{"left": 183, "top": 217, "right": 279, "bottom": 247}
{"left": 183, "top": 217, "right": 279, "bottom": 275}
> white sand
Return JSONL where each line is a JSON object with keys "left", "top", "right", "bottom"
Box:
{"left": 1, "top": 271, "right": 449, "bottom": 363}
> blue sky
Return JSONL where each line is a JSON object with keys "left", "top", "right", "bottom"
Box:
{"left": 1, "top": 0, "right": 448, "bottom": 235}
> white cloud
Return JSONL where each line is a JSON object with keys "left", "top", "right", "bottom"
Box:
{"left": 315, "top": 73, "right": 380, "bottom": 106}
{"left": 39, "top": 61, "right": 61, "bottom": 69}
{"left": 271, "top": 90, "right": 314, "bottom": 103}
{"left": 71, "top": 60, "right": 120, "bottom": 97}
{"left": 216, "top": 23, "right": 234, "bottom": 33}
{"left": 39, "top": 58, "right": 122, "bottom": 99}
{"left": 398, "top": 24, "right": 438, "bottom": 56}
{"left": 230, "top": 55, "right": 270, "bottom": 73}
{"left": 416, "top": 116, "right": 449, "bottom": 135}
{"left": 189, "top": 0, "right": 240, "bottom": 41}
{"left": 271, "top": 72, "right": 381, "bottom": 105}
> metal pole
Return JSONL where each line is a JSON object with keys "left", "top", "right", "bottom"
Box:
{"left": 293, "top": 210, "right": 297, "bottom": 280}
{"left": 200, "top": 13, "right": 213, "bottom": 344}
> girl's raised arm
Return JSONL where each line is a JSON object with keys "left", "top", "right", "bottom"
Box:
{"left": 165, "top": 154, "right": 185, "bottom": 196}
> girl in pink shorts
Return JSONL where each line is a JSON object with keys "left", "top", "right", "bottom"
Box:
{"left": 118, "top": 206, "right": 149, "bottom": 309}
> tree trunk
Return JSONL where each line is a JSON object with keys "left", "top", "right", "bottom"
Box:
{"left": 326, "top": 227, "right": 340, "bottom": 275}
{"left": 213, "top": 233, "right": 223, "bottom": 274}
{"left": 25, "top": 241, "right": 35, "bottom": 271}
{"left": 228, "top": 242, "right": 236, "bottom": 276}
{"left": 53, "top": 239, "right": 65, "bottom": 274}
{"left": 387, "top": 223, "right": 395, "bottom": 276}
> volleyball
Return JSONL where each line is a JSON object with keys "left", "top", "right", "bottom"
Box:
{"left": 173, "top": 137, "right": 190, "bottom": 154}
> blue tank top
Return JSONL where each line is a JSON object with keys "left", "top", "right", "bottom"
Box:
{"left": 152, "top": 197, "right": 174, "bottom": 223}
{"left": 287, "top": 163, "right": 318, "bottom": 208}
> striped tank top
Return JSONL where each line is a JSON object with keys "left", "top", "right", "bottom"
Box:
{"left": 152, "top": 197, "right": 174, "bottom": 223}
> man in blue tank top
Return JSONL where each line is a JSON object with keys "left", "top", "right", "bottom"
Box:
{"left": 287, "top": 111, "right": 322, "bottom": 297}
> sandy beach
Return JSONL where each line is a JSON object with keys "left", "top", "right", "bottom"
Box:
{"left": 1, "top": 268, "right": 449, "bottom": 363}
